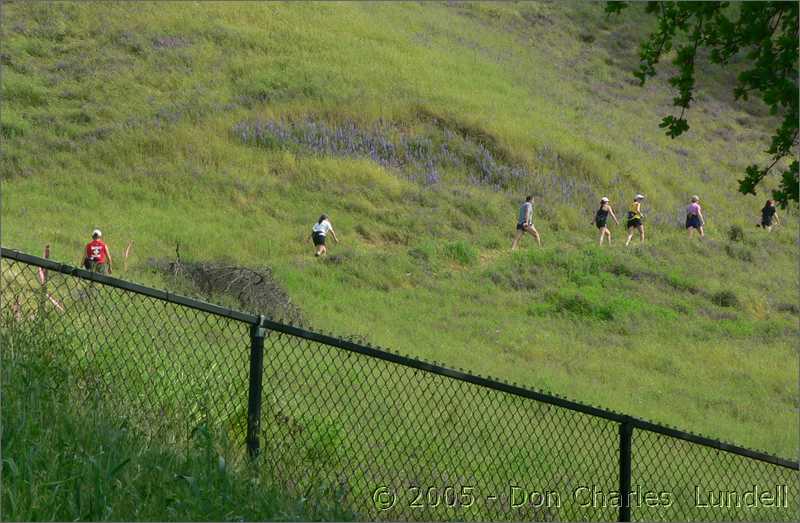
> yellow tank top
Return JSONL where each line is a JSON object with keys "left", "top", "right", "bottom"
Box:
{"left": 629, "top": 202, "right": 641, "bottom": 219}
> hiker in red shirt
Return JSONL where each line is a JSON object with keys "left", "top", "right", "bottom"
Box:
{"left": 83, "top": 229, "right": 113, "bottom": 274}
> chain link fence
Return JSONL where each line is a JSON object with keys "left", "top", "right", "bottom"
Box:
{"left": 1, "top": 248, "right": 797, "bottom": 521}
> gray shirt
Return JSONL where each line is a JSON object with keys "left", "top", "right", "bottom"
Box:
{"left": 518, "top": 201, "right": 533, "bottom": 224}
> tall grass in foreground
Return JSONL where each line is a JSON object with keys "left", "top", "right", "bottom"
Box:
{"left": 0, "top": 329, "right": 354, "bottom": 521}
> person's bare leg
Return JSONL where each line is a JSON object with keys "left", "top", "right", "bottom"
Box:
{"left": 639, "top": 226, "right": 645, "bottom": 243}
{"left": 688, "top": 228, "right": 693, "bottom": 238}
{"left": 698, "top": 226, "right": 704, "bottom": 238}
{"left": 527, "top": 227, "right": 541, "bottom": 247}
{"left": 607, "top": 229, "right": 612, "bottom": 245}
{"left": 511, "top": 230, "right": 523, "bottom": 250}
{"left": 599, "top": 229, "right": 604, "bottom": 245}
{"left": 625, "top": 228, "right": 634, "bottom": 246}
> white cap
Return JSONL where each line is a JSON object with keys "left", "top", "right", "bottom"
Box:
{"left": 691, "top": 195, "right": 700, "bottom": 201}
{"left": 92, "top": 229, "right": 102, "bottom": 237}
{"left": 601, "top": 197, "right": 609, "bottom": 202}
{"left": 635, "top": 194, "right": 645, "bottom": 200}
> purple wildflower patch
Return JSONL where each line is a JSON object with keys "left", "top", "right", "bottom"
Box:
{"left": 152, "top": 36, "right": 190, "bottom": 49}
{"left": 232, "top": 117, "right": 596, "bottom": 201}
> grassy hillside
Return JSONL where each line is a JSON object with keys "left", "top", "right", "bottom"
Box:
{"left": 1, "top": 0, "right": 797, "bottom": 459}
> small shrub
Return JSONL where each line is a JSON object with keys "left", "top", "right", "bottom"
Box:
{"left": 727, "top": 225, "right": 745, "bottom": 242}
{"left": 441, "top": 240, "right": 477, "bottom": 265}
{"left": 380, "top": 228, "right": 409, "bottom": 245}
{"left": 111, "top": 30, "right": 146, "bottom": 55}
{"left": 66, "top": 110, "right": 92, "bottom": 125}
{"left": 548, "top": 291, "right": 614, "bottom": 321}
{"left": 408, "top": 242, "right": 438, "bottom": 266}
{"left": 0, "top": 110, "right": 31, "bottom": 139}
{"left": 609, "top": 262, "right": 633, "bottom": 277}
{"left": 481, "top": 237, "right": 502, "bottom": 250}
{"left": 665, "top": 272, "right": 700, "bottom": 294}
{"left": 711, "top": 289, "right": 739, "bottom": 308}
{"left": 408, "top": 247, "right": 430, "bottom": 263}
{"left": 724, "top": 243, "right": 753, "bottom": 262}
{"left": 775, "top": 303, "right": 799, "bottom": 315}
{"left": 354, "top": 223, "right": 373, "bottom": 241}
{"left": 526, "top": 301, "right": 553, "bottom": 316}
{"left": 2, "top": 71, "right": 48, "bottom": 106}
{"left": 711, "top": 318, "right": 755, "bottom": 337}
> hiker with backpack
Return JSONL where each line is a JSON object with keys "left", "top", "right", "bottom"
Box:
{"left": 625, "top": 194, "right": 646, "bottom": 246}
{"left": 311, "top": 214, "right": 339, "bottom": 256}
{"left": 593, "top": 197, "right": 619, "bottom": 245}
{"left": 511, "top": 195, "right": 541, "bottom": 249}
{"left": 83, "top": 229, "right": 113, "bottom": 274}
{"left": 686, "top": 195, "right": 705, "bottom": 238}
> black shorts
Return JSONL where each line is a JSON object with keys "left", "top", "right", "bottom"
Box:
{"left": 596, "top": 220, "right": 608, "bottom": 229}
{"left": 312, "top": 232, "right": 326, "bottom": 246}
{"left": 516, "top": 222, "right": 532, "bottom": 231}
{"left": 627, "top": 218, "right": 642, "bottom": 229}
{"left": 686, "top": 214, "right": 702, "bottom": 229}
{"left": 761, "top": 217, "right": 773, "bottom": 227}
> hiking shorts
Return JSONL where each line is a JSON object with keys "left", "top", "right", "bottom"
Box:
{"left": 88, "top": 261, "right": 109, "bottom": 274}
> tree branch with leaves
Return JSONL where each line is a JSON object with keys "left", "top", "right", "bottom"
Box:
{"left": 606, "top": 1, "right": 798, "bottom": 206}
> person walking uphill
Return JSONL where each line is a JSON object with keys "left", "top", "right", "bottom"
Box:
{"left": 83, "top": 229, "right": 112, "bottom": 274}
{"left": 594, "top": 197, "right": 619, "bottom": 245}
{"left": 511, "top": 195, "right": 541, "bottom": 249}
{"left": 311, "top": 214, "right": 339, "bottom": 257}
{"left": 625, "top": 194, "right": 645, "bottom": 246}
{"left": 686, "top": 195, "right": 705, "bottom": 238}
{"left": 759, "top": 199, "right": 780, "bottom": 232}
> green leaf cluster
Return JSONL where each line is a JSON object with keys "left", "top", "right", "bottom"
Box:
{"left": 607, "top": 1, "right": 798, "bottom": 206}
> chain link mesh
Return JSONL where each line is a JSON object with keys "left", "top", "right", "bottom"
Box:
{"left": 1, "top": 257, "right": 250, "bottom": 441}
{"left": 631, "top": 429, "right": 799, "bottom": 521}
{"left": 262, "top": 330, "right": 619, "bottom": 520}
{"left": 2, "top": 253, "right": 797, "bottom": 521}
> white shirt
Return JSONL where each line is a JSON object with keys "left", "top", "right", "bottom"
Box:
{"left": 312, "top": 219, "right": 333, "bottom": 235}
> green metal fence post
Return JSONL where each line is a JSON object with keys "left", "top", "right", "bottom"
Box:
{"left": 246, "top": 315, "right": 266, "bottom": 458}
{"left": 619, "top": 419, "right": 634, "bottom": 522}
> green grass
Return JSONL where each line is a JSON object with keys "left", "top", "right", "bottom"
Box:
{"left": 1, "top": 0, "right": 797, "bottom": 467}
{"left": 1, "top": 328, "right": 354, "bottom": 521}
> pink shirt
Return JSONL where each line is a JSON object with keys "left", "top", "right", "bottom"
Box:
{"left": 687, "top": 202, "right": 701, "bottom": 215}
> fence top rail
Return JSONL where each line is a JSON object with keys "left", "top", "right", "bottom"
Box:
{"left": 261, "top": 319, "right": 799, "bottom": 470}
{"left": 0, "top": 248, "right": 259, "bottom": 324}
{"left": 3, "top": 247, "right": 798, "bottom": 470}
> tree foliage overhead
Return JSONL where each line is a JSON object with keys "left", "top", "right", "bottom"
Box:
{"left": 606, "top": 1, "right": 798, "bottom": 206}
